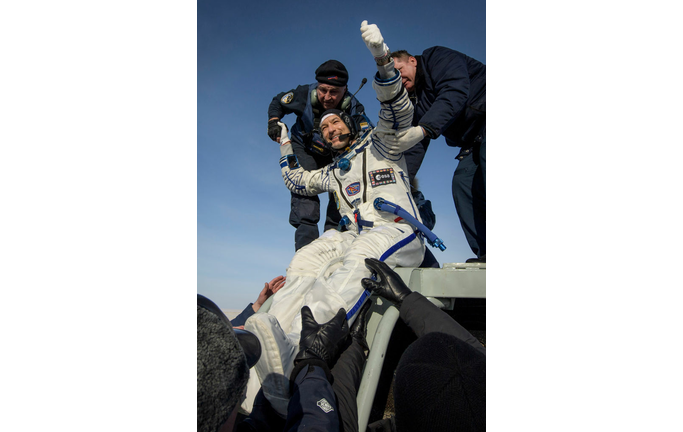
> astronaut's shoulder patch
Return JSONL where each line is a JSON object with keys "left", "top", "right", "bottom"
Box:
{"left": 345, "top": 182, "right": 361, "bottom": 196}
{"left": 369, "top": 168, "right": 396, "bottom": 187}
{"left": 281, "top": 92, "right": 294, "bottom": 104}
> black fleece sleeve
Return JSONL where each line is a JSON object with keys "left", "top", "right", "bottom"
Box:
{"left": 400, "top": 292, "right": 485, "bottom": 355}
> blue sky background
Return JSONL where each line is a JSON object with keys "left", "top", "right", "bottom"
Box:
{"left": 197, "top": 0, "right": 486, "bottom": 310}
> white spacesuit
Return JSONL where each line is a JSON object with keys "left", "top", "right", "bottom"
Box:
{"left": 244, "top": 21, "right": 428, "bottom": 415}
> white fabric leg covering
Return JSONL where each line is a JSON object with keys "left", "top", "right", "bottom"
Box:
{"left": 286, "top": 224, "right": 425, "bottom": 333}
{"left": 244, "top": 313, "right": 297, "bottom": 416}
{"left": 240, "top": 231, "right": 355, "bottom": 415}
{"left": 240, "top": 367, "right": 262, "bottom": 415}
{"left": 266, "top": 274, "right": 318, "bottom": 339}
{"left": 267, "top": 230, "right": 354, "bottom": 340}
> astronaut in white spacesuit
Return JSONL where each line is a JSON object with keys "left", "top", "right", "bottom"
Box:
{"left": 244, "top": 20, "right": 428, "bottom": 415}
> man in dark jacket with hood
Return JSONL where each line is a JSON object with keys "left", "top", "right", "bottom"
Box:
{"left": 391, "top": 48, "right": 486, "bottom": 262}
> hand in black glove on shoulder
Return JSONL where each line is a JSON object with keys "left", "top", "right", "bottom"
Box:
{"left": 267, "top": 118, "right": 282, "bottom": 142}
{"left": 290, "top": 306, "right": 349, "bottom": 386}
{"left": 361, "top": 258, "right": 412, "bottom": 309}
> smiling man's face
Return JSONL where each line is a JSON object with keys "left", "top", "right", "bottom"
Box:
{"left": 320, "top": 114, "right": 352, "bottom": 151}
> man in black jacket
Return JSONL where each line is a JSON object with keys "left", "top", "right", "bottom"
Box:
{"left": 267, "top": 60, "right": 366, "bottom": 251}
{"left": 361, "top": 258, "right": 485, "bottom": 432}
{"left": 391, "top": 48, "right": 486, "bottom": 262}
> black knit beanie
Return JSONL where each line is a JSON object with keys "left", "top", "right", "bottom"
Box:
{"left": 393, "top": 332, "right": 486, "bottom": 432}
{"left": 315, "top": 60, "right": 348, "bottom": 87}
{"left": 197, "top": 296, "right": 250, "bottom": 432}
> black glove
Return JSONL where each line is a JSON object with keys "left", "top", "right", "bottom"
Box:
{"left": 361, "top": 258, "right": 412, "bottom": 309}
{"left": 267, "top": 118, "right": 282, "bottom": 141}
{"left": 295, "top": 306, "right": 349, "bottom": 366}
{"left": 290, "top": 306, "right": 349, "bottom": 387}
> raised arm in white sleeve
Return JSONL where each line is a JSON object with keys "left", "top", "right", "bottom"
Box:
{"left": 276, "top": 123, "right": 331, "bottom": 197}
{"left": 360, "top": 20, "right": 423, "bottom": 153}
{"left": 369, "top": 71, "right": 422, "bottom": 158}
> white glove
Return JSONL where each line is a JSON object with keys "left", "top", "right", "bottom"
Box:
{"left": 277, "top": 121, "right": 291, "bottom": 145}
{"left": 373, "top": 121, "right": 395, "bottom": 143}
{"left": 360, "top": 20, "right": 389, "bottom": 59}
{"left": 381, "top": 126, "right": 424, "bottom": 154}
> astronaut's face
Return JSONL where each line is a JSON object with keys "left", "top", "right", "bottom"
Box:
{"left": 317, "top": 84, "right": 346, "bottom": 110}
{"left": 320, "top": 114, "right": 351, "bottom": 150}
{"left": 392, "top": 55, "right": 418, "bottom": 92}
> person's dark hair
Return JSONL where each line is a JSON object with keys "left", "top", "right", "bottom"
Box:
{"left": 197, "top": 301, "right": 250, "bottom": 432}
{"left": 393, "top": 332, "right": 486, "bottom": 432}
{"left": 390, "top": 50, "right": 415, "bottom": 61}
